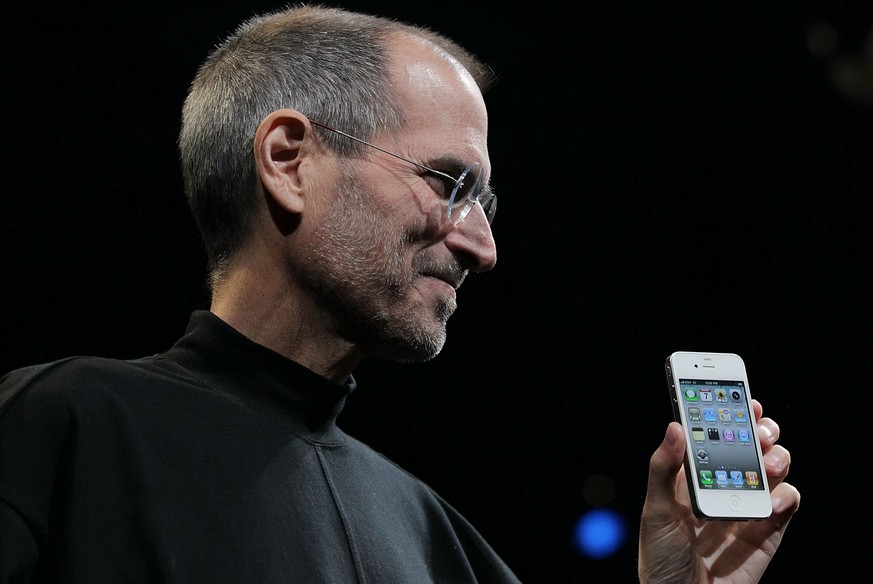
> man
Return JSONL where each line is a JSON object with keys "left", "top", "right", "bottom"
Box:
{"left": 0, "top": 5, "right": 799, "bottom": 583}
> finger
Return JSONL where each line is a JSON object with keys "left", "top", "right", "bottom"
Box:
{"left": 770, "top": 481, "right": 801, "bottom": 518}
{"left": 763, "top": 444, "right": 791, "bottom": 485}
{"left": 644, "top": 422, "right": 687, "bottom": 514}
{"left": 751, "top": 398, "right": 763, "bottom": 422}
{"left": 731, "top": 482, "right": 800, "bottom": 554}
{"left": 757, "top": 416, "right": 780, "bottom": 451}
{"left": 674, "top": 461, "right": 692, "bottom": 509}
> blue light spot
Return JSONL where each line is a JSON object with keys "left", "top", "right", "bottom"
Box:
{"left": 573, "top": 508, "right": 627, "bottom": 558}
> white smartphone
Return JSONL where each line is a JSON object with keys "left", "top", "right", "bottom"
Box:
{"left": 664, "top": 351, "right": 772, "bottom": 520}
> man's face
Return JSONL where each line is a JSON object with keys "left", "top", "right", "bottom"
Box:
{"left": 295, "top": 36, "right": 496, "bottom": 362}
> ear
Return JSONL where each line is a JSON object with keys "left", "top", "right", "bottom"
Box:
{"left": 253, "top": 109, "right": 314, "bottom": 214}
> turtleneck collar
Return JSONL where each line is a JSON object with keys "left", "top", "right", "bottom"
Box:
{"left": 162, "top": 310, "right": 356, "bottom": 442}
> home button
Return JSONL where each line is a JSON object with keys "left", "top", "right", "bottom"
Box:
{"left": 728, "top": 495, "right": 742, "bottom": 511}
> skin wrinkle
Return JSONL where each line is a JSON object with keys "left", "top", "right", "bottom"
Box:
{"left": 0, "top": 7, "right": 803, "bottom": 583}
{"left": 264, "top": 34, "right": 494, "bottom": 371}
{"left": 208, "top": 29, "right": 496, "bottom": 385}
{"left": 295, "top": 160, "right": 463, "bottom": 362}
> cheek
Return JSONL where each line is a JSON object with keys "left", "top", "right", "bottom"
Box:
{"left": 393, "top": 194, "right": 447, "bottom": 242}
{"left": 341, "top": 170, "right": 444, "bottom": 256}
{"left": 374, "top": 175, "right": 446, "bottom": 230}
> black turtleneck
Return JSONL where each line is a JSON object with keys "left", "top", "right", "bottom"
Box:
{"left": 0, "top": 311, "right": 520, "bottom": 583}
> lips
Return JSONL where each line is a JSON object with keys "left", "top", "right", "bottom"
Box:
{"left": 414, "top": 254, "right": 467, "bottom": 291}
{"left": 421, "top": 268, "right": 465, "bottom": 290}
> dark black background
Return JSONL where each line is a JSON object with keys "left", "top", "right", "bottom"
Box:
{"left": 3, "top": 1, "right": 871, "bottom": 582}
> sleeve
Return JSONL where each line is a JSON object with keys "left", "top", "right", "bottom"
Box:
{"left": 0, "top": 361, "right": 77, "bottom": 583}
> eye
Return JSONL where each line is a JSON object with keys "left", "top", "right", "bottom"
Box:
{"left": 422, "top": 171, "right": 456, "bottom": 200}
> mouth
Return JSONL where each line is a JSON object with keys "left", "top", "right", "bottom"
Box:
{"left": 416, "top": 275, "right": 455, "bottom": 302}
{"left": 420, "top": 267, "right": 465, "bottom": 291}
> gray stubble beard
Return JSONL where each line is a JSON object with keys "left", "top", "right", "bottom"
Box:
{"left": 294, "top": 166, "right": 452, "bottom": 363}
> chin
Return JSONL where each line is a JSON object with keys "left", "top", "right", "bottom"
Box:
{"left": 377, "top": 320, "right": 448, "bottom": 363}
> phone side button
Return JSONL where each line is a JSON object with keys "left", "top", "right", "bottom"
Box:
{"left": 728, "top": 495, "right": 742, "bottom": 511}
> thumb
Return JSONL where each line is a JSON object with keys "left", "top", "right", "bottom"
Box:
{"left": 645, "top": 422, "right": 687, "bottom": 511}
{"left": 639, "top": 423, "right": 696, "bottom": 584}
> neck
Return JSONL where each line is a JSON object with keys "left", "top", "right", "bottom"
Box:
{"left": 210, "top": 259, "right": 362, "bottom": 385}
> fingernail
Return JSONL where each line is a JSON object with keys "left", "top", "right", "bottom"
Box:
{"left": 665, "top": 426, "right": 676, "bottom": 447}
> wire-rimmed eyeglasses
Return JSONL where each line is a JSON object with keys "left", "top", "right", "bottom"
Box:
{"left": 309, "top": 119, "right": 496, "bottom": 225}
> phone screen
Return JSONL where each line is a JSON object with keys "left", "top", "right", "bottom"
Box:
{"left": 677, "top": 378, "right": 765, "bottom": 491}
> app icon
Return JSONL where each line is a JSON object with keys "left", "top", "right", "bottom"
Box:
{"left": 715, "top": 470, "right": 728, "bottom": 485}
{"left": 730, "top": 389, "right": 743, "bottom": 402}
{"left": 730, "top": 470, "right": 744, "bottom": 485}
{"left": 715, "top": 388, "right": 728, "bottom": 403}
{"left": 687, "top": 407, "right": 701, "bottom": 421}
{"left": 684, "top": 388, "right": 698, "bottom": 401}
{"left": 707, "top": 428, "right": 720, "bottom": 441}
{"left": 692, "top": 427, "right": 706, "bottom": 441}
{"left": 723, "top": 429, "right": 735, "bottom": 441}
{"left": 718, "top": 408, "right": 732, "bottom": 422}
{"left": 737, "top": 429, "right": 751, "bottom": 443}
{"left": 699, "top": 389, "right": 713, "bottom": 402}
{"left": 745, "top": 471, "right": 760, "bottom": 486}
{"left": 699, "top": 470, "right": 714, "bottom": 485}
{"left": 734, "top": 409, "right": 748, "bottom": 423}
{"left": 703, "top": 408, "right": 717, "bottom": 422}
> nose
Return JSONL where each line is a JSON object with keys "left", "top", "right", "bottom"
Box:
{"left": 444, "top": 204, "right": 497, "bottom": 273}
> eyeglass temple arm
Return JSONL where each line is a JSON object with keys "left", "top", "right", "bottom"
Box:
{"left": 308, "top": 119, "right": 458, "bottom": 183}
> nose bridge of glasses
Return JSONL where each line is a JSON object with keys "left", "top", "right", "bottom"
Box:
{"left": 480, "top": 190, "right": 496, "bottom": 224}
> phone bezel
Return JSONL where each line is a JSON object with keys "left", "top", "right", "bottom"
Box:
{"left": 666, "top": 351, "right": 772, "bottom": 520}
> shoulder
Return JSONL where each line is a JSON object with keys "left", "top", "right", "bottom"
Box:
{"left": 0, "top": 354, "right": 179, "bottom": 417}
{"left": 340, "top": 432, "right": 446, "bottom": 498}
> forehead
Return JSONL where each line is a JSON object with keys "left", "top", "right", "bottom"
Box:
{"left": 386, "top": 34, "right": 489, "bottom": 168}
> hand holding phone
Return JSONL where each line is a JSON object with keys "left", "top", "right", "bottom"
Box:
{"left": 665, "top": 351, "right": 772, "bottom": 520}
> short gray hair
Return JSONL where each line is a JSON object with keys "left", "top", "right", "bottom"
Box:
{"left": 178, "top": 4, "right": 496, "bottom": 288}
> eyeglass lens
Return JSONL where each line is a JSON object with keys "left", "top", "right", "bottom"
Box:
{"left": 448, "top": 163, "right": 495, "bottom": 225}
